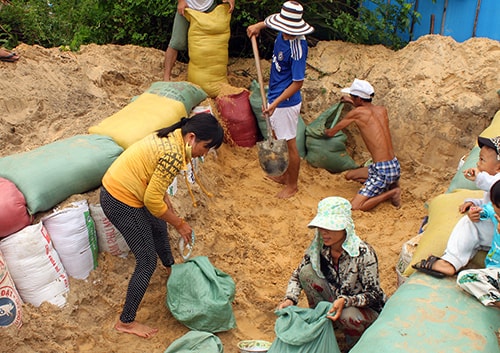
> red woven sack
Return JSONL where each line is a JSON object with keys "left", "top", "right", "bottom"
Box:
{"left": 216, "top": 89, "right": 259, "bottom": 147}
{"left": 0, "top": 177, "right": 31, "bottom": 238}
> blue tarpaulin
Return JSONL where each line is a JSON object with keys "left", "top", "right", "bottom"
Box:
{"left": 363, "top": 0, "right": 500, "bottom": 43}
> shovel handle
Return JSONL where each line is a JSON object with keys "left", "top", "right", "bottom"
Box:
{"left": 251, "top": 35, "right": 273, "bottom": 140}
{"left": 251, "top": 35, "right": 268, "bottom": 111}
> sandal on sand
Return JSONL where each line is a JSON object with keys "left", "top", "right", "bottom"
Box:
{"left": 0, "top": 52, "right": 19, "bottom": 62}
{"left": 412, "top": 255, "right": 446, "bottom": 278}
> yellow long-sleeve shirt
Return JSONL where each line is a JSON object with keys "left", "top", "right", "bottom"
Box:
{"left": 102, "top": 130, "right": 187, "bottom": 218}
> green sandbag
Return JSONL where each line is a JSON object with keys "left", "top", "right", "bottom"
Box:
{"left": 350, "top": 272, "right": 500, "bottom": 353}
{"left": 164, "top": 331, "right": 223, "bottom": 353}
{"left": 166, "top": 256, "right": 236, "bottom": 333}
{"left": 305, "top": 103, "right": 358, "bottom": 173}
{"left": 446, "top": 145, "right": 480, "bottom": 193}
{"left": 143, "top": 81, "right": 208, "bottom": 114}
{"left": 268, "top": 301, "right": 341, "bottom": 353}
{"left": 249, "top": 79, "right": 268, "bottom": 138}
{"left": 248, "top": 79, "right": 307, "bottom": 158}
{"left": 0, "top": 134, "right": 123, "bottom": 215}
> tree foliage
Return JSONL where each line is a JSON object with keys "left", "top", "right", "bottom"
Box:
{"left": 0, "top": 0, "right": 421, "bottom": 54}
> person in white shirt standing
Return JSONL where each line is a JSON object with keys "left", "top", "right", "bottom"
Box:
{"left": 163, "top": 0, "right": 235, "bottom": 81}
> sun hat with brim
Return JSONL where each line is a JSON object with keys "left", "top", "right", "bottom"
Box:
{"left": 308, "top": 196, "right": 352, "bottom": 231}
{"left": 341, "top": 78, "right": 375, "bottom": 100}
{"left": 478, "top": 136, "right": 500, "bottom": 160}
{"left": 306, "top": 197, "right": 361, "bottom": 268}
{"left": 264, "top": 1, "right": 314, "bottom": 36}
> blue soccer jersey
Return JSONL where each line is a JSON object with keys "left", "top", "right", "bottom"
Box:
{"left": 268, "top": 33, "right": 308, "bottom": 108}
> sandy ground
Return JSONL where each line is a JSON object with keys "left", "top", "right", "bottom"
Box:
{"left": 1, "top": 35, "right": 500, "bottom": 353}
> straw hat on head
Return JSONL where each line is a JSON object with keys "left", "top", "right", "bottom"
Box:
{"left": 264, "top": 1, "right": 314, "bottom": 36}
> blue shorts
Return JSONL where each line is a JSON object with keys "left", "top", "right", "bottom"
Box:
{"left": 359, "top": 157, "right": 400, "bottom": 198}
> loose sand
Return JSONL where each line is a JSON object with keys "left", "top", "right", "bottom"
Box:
{"left": 1, "top": 35, "right": 499, "bottom": 352}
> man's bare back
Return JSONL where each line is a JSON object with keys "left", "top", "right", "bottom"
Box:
{"left": 324, "top": 78, "right": 400, "bottom": 211}
{"left": 325, "top": 102, "right": 394, "bottom": 163}
{"left": 349, "top": 104, "right": 395, "bottom": 163}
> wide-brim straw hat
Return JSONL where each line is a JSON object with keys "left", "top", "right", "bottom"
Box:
{"left": 264, "top": 1, "right": 314, "bottom": 36}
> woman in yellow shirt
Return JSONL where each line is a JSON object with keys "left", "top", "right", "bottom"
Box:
{"left": 100, "top": 112, "right": 224, "bottom": 338}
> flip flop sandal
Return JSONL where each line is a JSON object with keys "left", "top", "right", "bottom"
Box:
{"left": 412, "top": 255, "right": 446, "bottom": 278}
{"left": 0, "top": 52, "right": 19, "bottom": 62}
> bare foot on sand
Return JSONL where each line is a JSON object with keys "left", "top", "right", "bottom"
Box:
{"left": 266, "top": 174, "right": 286, "bottom": 185}
{"left": 391, "top": 187, "right": 401, "bottom": 208}
{"left": 114, "top": 320, "right": 158, "bottom": 338}
{"left": 276, "top": 185, "right": 298, "bottom": 199}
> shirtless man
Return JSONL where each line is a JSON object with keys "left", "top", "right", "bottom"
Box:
{"left": 324, "top": 79, "right": 401, "bottom": 211}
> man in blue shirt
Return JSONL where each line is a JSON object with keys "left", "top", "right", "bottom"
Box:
{"left": 247, "top": 1, "right": 313, "bottom": 199}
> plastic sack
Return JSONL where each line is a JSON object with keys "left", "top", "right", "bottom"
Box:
{"left": 143, "top": 81, "right": 207, "bottom": 115}
{"left": 0, "top": 177, "right": 31, "bottom": 238}
{"left": 305, "top": 103, "right": 358, "bottom": 173}
{"left": 185, "top": 5, "right": 231, "bottom": 97}
{"left": 403, "top": 189, "right": 484, "bottom": 277}
{"left": 0, "top": 250, "right": 23, "bottom": 329}
{"left": 349, "top": 272, "right": 500, "bottom": 353}
{"left": 249, "top": 79, "right": 307, "bottom": 157}
{"left": 0, "top": 222, "right": 69, "bottom": 308}
{"left": 89, "top": 203, "right": 129, "bottom": 257}
{"left": 166, "top": 256, "right": 236, "bottom": 333}
{"left": 42, "top": 200, "right": 98, "bottom": 280}
{"left": 0, "top": 134, "right": 123, "bottom": 215}
{"left": 164, "top": 331, "right": 223, "bottom": 353}
{"left": 216, "top": 89, "right": 259, "bottom": 147}
{"left": 268, "top": 301, "right": 341, "bottom": 353}
{"left": 89, "top": 93, "right": 186, "bottom": 149}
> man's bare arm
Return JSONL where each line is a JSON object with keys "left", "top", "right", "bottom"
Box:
{"left": 324, "top": 112, "right": 356, "bottom": 138}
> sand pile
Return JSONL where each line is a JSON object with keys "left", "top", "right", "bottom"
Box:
{"left": 1, "top": 35, "right": 499, "bottom": 353}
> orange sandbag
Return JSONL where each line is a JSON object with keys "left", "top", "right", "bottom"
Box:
{"left": 216, "top": 89, "right": 259, "bottom": 147}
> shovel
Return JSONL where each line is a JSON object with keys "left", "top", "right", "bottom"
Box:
{"left": 251, "top": 36, "right": 289, "bottom": 177}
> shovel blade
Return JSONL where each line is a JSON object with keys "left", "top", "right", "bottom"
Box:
{"left": 257, "top": 139, "right": 289, "bottom": 176}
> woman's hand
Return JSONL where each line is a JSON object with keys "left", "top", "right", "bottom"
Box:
{"left": 277, "top": 298, "right": 294, "bottom": 310}
{"left": 175, "top": 219, "right": 192, "bottom": 244}
{"left": 177, "top": 0, "right": 188, "bottom": 16}
{"left": 164, "top": 266, "right": 172, "bottom": 278}
{"left": 326, "top": 297, "right": 345, "bottom": 321}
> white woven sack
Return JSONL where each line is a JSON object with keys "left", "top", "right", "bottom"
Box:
{"left": 89, "top": 203, "right": 129, "bottom": 257}
{"left": 0, "top": 222, "right": 69, "bottom": 307}
{"left": 0, "top": 250, "right": 23, "bottom": 328}
{"left": 42, "top": 200, "right": 98, "bottom": 280}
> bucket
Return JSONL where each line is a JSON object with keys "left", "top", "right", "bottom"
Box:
{"left": 238, "top": 340, "right": 272, "bottom": 353}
